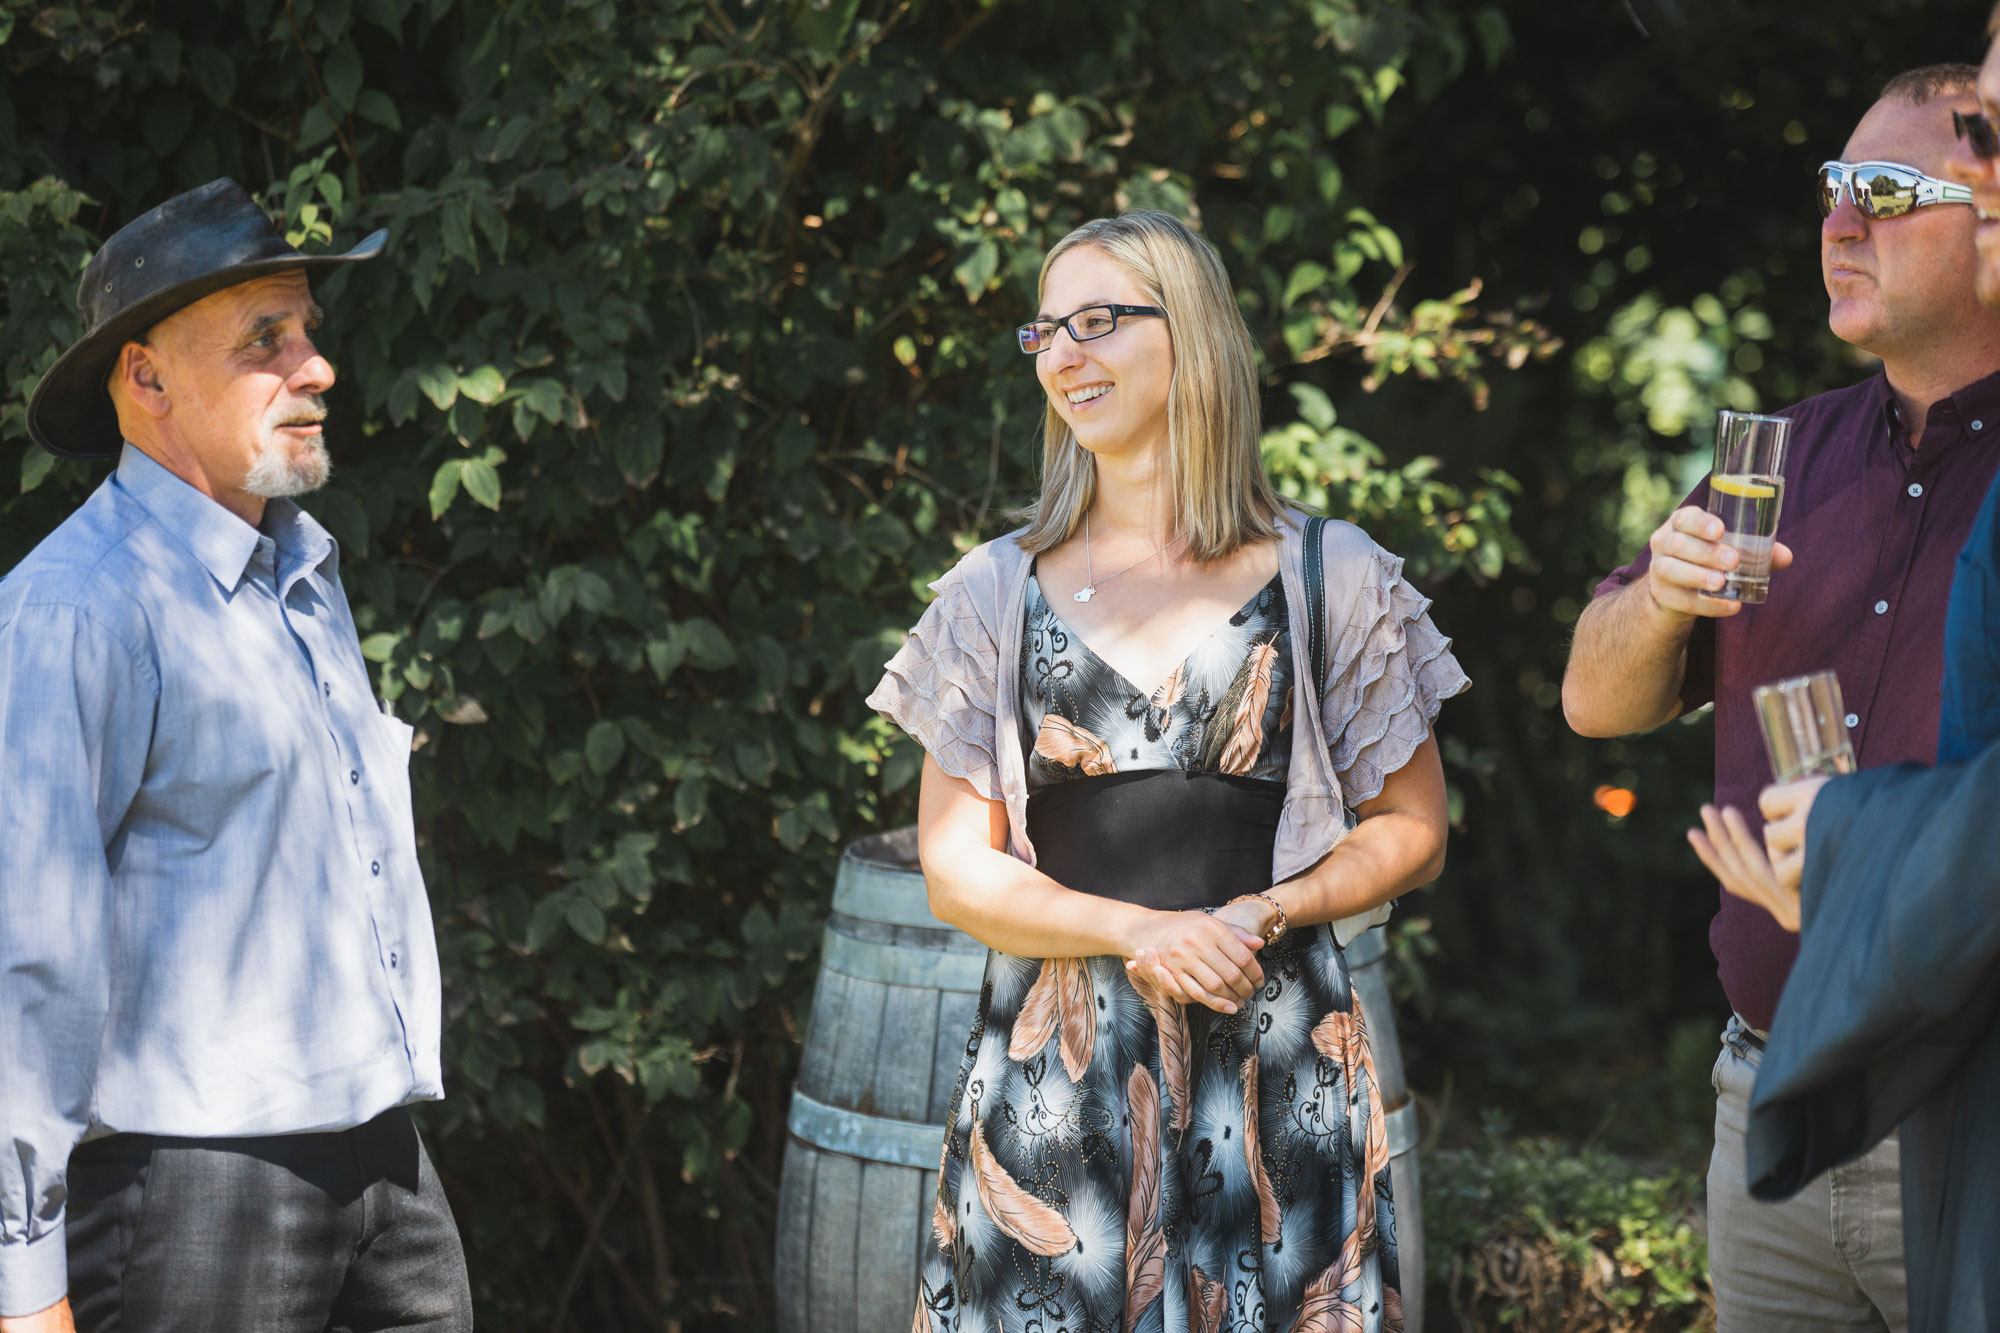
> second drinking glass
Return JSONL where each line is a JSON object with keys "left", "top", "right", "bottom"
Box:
{"left": 1706, "top": 409, "right": 1793, "bottom": 604}
{"left": 1753, "top": 670, "right": 1856, "bottom": 783}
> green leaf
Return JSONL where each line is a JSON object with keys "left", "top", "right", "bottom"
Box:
{"left": 323, "top": 42, "right": 364, "bottom": 111}
{"left": 673, "top": 775, "right": 707, "bottom": 829}
{"left": 427, "top": 460, "right": 463, "bottom": 518}
{"left": 359, "top": 632, "right": 400, "bottom": 662}
{"left": 585, "top": 719, "right": 626, "bottom": 774}
{"left": 416, "top": 364, "right": 459, "bottom": 410}
{"left": 1283, "top": 261, "right": 1329, "bottom": 310}
{"left": 356, "top": 88, "right": 402, "bottom": 130}
{"left": 953, "top": 239, "right": 999, "bottom": 302}
{"left": 298, "top": 102, "right": 336, "bottom": 150}
{"left": 20, "top": 449, "right": 55, "bottom": 495}
{"left": 461, "top": 458, "right": 503, "bottom": 510}
{"left": 522, "top": 378, "right": 566, "bottom": 422}
{"left": 681, "top": 618, "right": 736, "bottom": 669}
{"left": 525, "top": 896, "right": 567, "bottom": 952}
{"left": 566, "top": 899, "right": 607, "bottom": 944}
{"left": 458, "top": 364, "right": 506, "bottom": 403}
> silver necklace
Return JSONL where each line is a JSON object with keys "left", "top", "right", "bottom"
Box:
{"left": 1074, "top": 516, "right": 1184, "bottom": 603}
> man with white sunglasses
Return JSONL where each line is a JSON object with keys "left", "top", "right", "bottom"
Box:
{"left": 1692, "top": 17, "right": 2000, "bottom": 1333}
{"left": 1565, "top": 64, "right": 2000, "bottom": 1333}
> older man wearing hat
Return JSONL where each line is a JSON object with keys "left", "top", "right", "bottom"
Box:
{"left": 0, "top": 181, "right": 470, "bottom": 1331}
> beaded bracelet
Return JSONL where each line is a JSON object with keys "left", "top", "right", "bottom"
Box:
{"left": 1228, "top": 892, "right": 1287, "bottom": 944}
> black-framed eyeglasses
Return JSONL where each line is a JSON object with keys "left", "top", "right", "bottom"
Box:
{"left": 1817, "top": 160, "right": 1972, "bottom": 220}
{"left": 1017, "top": 304, "right": 1166, "bottom": 354}
{"left": 1956, "top": 109, "right": 2000, "bottom": 160}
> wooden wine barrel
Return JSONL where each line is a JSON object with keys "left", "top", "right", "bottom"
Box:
{"left": 774, "top": 827, "right": 983, "bottom": 1333}
{"left": 774, "top": 828, "right": 1425, "bottom": 1332}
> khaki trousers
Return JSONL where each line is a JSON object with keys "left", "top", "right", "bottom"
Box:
{"left": 1707, "top": 1017, "right": 1909, "bottom": 1333}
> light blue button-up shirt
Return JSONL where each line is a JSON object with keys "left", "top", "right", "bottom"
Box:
{"left": 0, "top": 445, "right": 443, "bottom": 1316}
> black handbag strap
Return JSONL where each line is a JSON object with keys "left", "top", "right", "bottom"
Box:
{"left": 1303, "top": 515, "right": 1328, "bottom": 697}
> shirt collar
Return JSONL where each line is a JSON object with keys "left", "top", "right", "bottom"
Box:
{"left": 1941, "top": 364, "right": 2000, "bottom": 432}
{"left": 115, "top": 443, "right": 262, "bottom": 590}
{"left": 261, "top": 496, "right": 338, "bottom": 583}
{"left": 112, "top": 445, "right": 341, "bottom": 590}
{"left": 1875, "top": 365, "right": 2000, "bottom": 447}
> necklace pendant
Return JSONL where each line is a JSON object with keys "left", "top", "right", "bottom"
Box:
{"left": 1073, "top": 585, "right": 1096, "bottom": 603}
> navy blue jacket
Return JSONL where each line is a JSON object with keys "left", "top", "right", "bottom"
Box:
{"left": 1746, "top": 464, "right": 2000, "bottom": 1332}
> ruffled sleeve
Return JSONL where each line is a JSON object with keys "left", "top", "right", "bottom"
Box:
{"left": 1320, "top": 543, "right": 1470, "bottom": 807}
{"left": 865, "top": 571, "right": 1004, "bottom": 803}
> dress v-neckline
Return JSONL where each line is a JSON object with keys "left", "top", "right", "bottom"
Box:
{"left": 1028, "top": 571, "right": 1282, "bottom": 701}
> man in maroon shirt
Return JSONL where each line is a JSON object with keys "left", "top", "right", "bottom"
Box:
{"left": 1564, "top": 65, "right": 2000, "bottom": 1332}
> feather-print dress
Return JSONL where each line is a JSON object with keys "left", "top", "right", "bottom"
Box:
{"left": 912, "top": 573, "right": 1404, "bottom": 1333}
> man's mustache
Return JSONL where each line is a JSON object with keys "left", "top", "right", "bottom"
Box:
{"left": 271, "top": 396, "right": 329, "bottom": 430}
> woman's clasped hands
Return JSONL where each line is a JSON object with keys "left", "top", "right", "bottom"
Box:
{"left": 1122, "top": 897, "right": 1275, "bottom": 1013}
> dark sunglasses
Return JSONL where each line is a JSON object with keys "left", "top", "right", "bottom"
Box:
{"left": 1956, "top": 109, "right": 2000, "bottom": 160}
{"left": 1017, "top": 303, "right": 1166, "bottom": 355}
{"left": 1817, "top": 160, "right": 1972, "bottom": 221}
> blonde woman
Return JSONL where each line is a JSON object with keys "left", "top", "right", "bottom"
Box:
{"left": 869, "top": 211, "right": 1466, "bottom": 1333}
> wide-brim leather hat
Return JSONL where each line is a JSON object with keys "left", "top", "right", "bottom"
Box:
{"left": 26, "top": 177, "right": 386, "bottom": 460}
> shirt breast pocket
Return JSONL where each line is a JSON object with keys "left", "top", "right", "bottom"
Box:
{"left": 363, "top": 712, "right": 417, "bottom": 813}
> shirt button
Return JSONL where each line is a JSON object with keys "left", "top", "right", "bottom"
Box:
{"left": 350, "top": 770, "right": 360, "bottom": 785}
{"left": 1908, "top": 483, "right": 1925, "bottom": 498}
{"left": 1874, "top": 600, "right": 1889, "bottom": 614}
{"left": 389, "top": 952, "right": 399, "bottom": 969}
{"left": 371, "top": 861, "right": 381, "bottom": 876}
{"left": 1845, "top": 712, "right": 1860, "bottom": 728}
{"left": 324, "top": 682, "right": 332, "bottom": 698}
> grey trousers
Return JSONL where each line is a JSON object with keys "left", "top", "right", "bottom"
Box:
{"left": 64, "top": 1107, "right": 472, "bottom": 1333}
{"left": 1708, "top": 1017, "right": 1909, "bottom": 1332}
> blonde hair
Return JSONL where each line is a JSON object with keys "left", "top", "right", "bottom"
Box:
{"left": 1014, "top": 211, "right": 1283, "bottom": 563}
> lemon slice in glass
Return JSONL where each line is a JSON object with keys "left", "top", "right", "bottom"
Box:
{"left": 1711, "top": 475, "right": 1777, "bottom": 499}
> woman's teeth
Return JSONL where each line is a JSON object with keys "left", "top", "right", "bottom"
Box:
{"left": 1981, "top": 208, "right": 2000, "bottom": 221}
{"left": 1066, "top": 385, "right": 1110, "bottom": 404}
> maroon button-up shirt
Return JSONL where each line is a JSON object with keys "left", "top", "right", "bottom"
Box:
{"left": 1598, "top": 368, "right": 2000, "bottom": 1031}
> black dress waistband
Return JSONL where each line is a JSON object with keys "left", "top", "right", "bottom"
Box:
{"left": 1026, "top": 770, "right": 1284, "bottom": 912}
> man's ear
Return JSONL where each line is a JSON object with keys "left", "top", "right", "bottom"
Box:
{"left": 110, "top": 339, "right": 172, "bottom": 421}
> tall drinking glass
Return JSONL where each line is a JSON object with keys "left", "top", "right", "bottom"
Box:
{"left": 1706, "top": 410, "right": 1793, "bottom": 604}
{"left": 1753, "top": 671, "right": 1856, "bottom": 783}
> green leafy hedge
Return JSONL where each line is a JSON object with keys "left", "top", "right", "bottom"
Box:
{"left": 1, "top": 0, "right": 1535, "bottom": 1323}
{"left": 1425, "top": 1122, "right": 1713, "bottom": 1333}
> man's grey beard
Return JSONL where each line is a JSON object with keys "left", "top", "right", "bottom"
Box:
{"left": 243, "top": 423, "right": 332, "bottom": 498}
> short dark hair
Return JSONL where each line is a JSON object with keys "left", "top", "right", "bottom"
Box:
{"left": 1879, "top": 63, "right": 1981, "bottom": 105}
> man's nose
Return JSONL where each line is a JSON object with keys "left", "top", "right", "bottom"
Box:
{"left": 290, "top": 340, "right": 335, "bottom": 395}
{"left": 1822, "top": 193, "right": 1869, "bottom": 245}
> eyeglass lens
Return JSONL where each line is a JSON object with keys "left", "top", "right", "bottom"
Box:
{"left": 1956, "top": 110, "right": 2000, "bottom": 160}
{"left": 1017, "top": 307, "right": 1121, "bottom": 354}
{"left": 1819, "top": 165, "right": 1920, "bottom": 220}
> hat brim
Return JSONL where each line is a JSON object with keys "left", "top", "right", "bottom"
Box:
{"left": 25, "top": 229, "right": 388, "bottom": 461}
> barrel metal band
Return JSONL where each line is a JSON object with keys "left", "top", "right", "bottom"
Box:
{"left": 821, "top": 927, "right": 988, "bottom": 993}
{"left": 1384, "top": 1100, "right": 1419, "bottom": 1157}
{"left": 788, "top": 1087, "right": 946, "bottom": 1169}
{"left": 832, "top": 858, "right": 954, "bottom": 930}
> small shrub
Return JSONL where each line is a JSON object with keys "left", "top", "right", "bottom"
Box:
{"left": 1424, "top": 1117, "right": 1713, "bottom": 1333}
